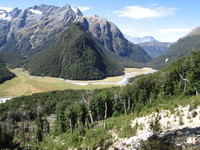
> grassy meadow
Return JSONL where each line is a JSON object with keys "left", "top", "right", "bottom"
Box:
{"left": 0, "top": 68, "right": 153, "bottom": 97}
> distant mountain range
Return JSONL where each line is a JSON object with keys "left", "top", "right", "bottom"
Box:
{"left": 0, "top": 4, "right": 152, "bottom": 80}
{"left": 138, "top": 42, "right": 172, "bottom": 58}
{"left": 124, "top": 35, "right": 172, "bottom": 58}
{"left": 124, "top": 35, "right": 158, "bottom": 44}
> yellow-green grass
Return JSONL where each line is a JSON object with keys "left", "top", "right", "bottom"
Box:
{"left": 0, "top": 68, "right": 154, "bottom": 97}
{"left": 70, "top": 68, "right": 153, "bottom": 83}
{"left": 0, "top": 68, "right": 114, "bottom": 97}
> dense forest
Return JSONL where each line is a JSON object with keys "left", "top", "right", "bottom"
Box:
{"left": 0, "top": 51, "right": 199, "bottom": 149}
{"left": 0, "top": 65, "right": 16, "bottom": 84}
{"left": 0, "top": 52, "right": 27, "bottom": 68}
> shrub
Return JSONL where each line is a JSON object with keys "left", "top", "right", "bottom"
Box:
{"left": 119, "top": 122, "right": 138, "bottom": 138}
{"left": 83, "top": 127, "right": 112, "bottom": 150}
{"left": 191, "top": 111, "right": 198, "bottom": 118}
{"left": 149, "top": 113, "right": 162, "bottom": 136}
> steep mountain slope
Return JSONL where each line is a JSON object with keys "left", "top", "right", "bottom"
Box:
{"left": 150, "top": 27, "right": 200, "bottom": 69}
{"left": 28, "top": 22, "right": 124, "bottom": 80}
{"left": 139, "top": 42, "right": 171, "bottom": 58}
{"left": 80, "top": 16, "right": 151, "bottom": 63}
{"left": 0, "top": 4, "right": 150, "bottom": 64}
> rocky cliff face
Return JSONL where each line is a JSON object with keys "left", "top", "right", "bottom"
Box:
{"left": 0, "top": 5, "right": 82, "bottom": 55}
{"left": 79, "top": 16, "right": 151, "bottom": 62}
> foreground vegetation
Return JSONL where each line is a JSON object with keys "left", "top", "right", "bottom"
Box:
{"left": 0, "top": 51, "right": 199, "bottom": 149}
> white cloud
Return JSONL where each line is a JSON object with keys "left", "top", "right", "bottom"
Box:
{"left": 158, "top": 28, "right": 192, "bottom": 33}
{"left": 0, "top": 7, "right": 13, "bottom": 12}
{"left": 77, "top": 6, "right": 91, "bottom": 12}
{"left": 113, "top": 5, "right": 176, "bottom": 20}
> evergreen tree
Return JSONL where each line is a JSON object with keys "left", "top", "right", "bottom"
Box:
{"left": 55, "top": 104, "right": 66, "bottom": 134}
{"left": 35, "top": 114, "right": 43, "bottom": 143}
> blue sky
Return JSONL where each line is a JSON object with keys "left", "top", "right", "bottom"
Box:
{"left": 0, "top": 0, "right": 200, "bottom": 42}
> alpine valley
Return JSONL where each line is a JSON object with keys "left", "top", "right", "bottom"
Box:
{"left": 0, "top": 3, "right": 200, "bottom": 150}
{"left": 0, "top": 4, "right": 151, "bottom": 80}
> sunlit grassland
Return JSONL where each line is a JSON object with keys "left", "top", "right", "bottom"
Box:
{"left": 0, "top": 68, "right": 115, "bottom": 97}
{"left": 0, "top": 68, "right": 153, "bottom": 97}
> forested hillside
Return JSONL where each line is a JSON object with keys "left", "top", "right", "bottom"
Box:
{"left": 28, "top": 22, "right": 124, "bottom": 80}
{"left": 0, "top": 52, "right": 27, "bottom": 68}
{"left": 0, "top": 65, "right": 16, "bottom": 84}
{"left": 0, "top": 51, "right": 199, "bottom": 149}
{"left": 150, "top": 33, "right": 200, "bottom": 69}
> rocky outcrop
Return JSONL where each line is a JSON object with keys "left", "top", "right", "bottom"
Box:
{"left": 109, "top": 105, "right": 200, "bottom": 150}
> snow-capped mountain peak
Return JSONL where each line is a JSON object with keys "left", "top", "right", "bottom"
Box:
{"left": 29, "top": 9, "right": 42, "bottom": 15}
{"left": 0, "top": 6, "right": 13, "bottom": 12}
{"left": 124, "top": 35, "right": 158, "bottom": 44}
{"left": 0, "top": 10, "right": 12, "bottom": 20}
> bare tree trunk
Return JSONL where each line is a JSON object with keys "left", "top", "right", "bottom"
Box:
{"left": 83, "top": 90, "right": 94, "bottom": 124}
{"left": 128, "top": 97, "right": 131, "bottom": 111}
{"left": 179, "top": 74, "right": 189, "bottom": 91}
{"left": 195, "top": 86, "right": 199, "bottom": 95}
{"left": 77, "top": 118, "right": 81, "bottom": 135}
{"left": 88, "top": 109, "right": 94, "bottom": 124}
{"left": 123, "top": 99, "right": 127, "bottom": 115}
{"left": 104, "top": 102, "right": 107, "bottom": 128}
{"left": 69, "top": 118, "right": 73, "bottom": 133}
{"left": 97, "top": 109, "right": 100, "bottom": 122}
{"left": 150, "top": 97, "right": 152, "bottom": 105}
{"left": 114, "top": 93, "right": 118, "bottom": 105}
{"left": 85, "top": 117, "right": 89, "bottom": 129}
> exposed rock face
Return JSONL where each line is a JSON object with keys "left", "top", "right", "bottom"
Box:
{"left": 109, "top": 105, "right": 200, "bottom": 150}
{"left": 79, "top": 16, "right": 150, "bottom": 62}
{"left": 0, "top": 4, "right": 150, "bottom": 63}
{"left": 0, "top": 5, "right": 82, "bottom": 55}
